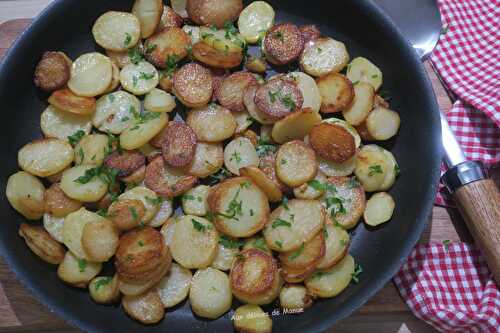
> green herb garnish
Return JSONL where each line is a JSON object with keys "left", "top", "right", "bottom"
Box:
{"left": 368, "top": 165, "right": 383, "bottom": 176}
{"left": 218, "top": 235, "right": 243, "bottom": 249}
{"left": 192, "top": 219, "right": 207, "bottom": 232}
{"left": 78, "top": 259, "right": 87, "bottom": 272}
{"left": 68, "top": 130, "right": 85, "bottom": 146}
{"left": 289, "top": 243, "right": 305, "bottom": 260}
{"left": 124, "top": 33, "right": 132, "bottom": 47}
{"left": 272, "top": 218, "right": 291, "bottom": 229}
{"left": 351, "top": 264, "right": 363, "bottom": 283}
{"left": 94, "top": 277, "right": 112, "bottom": 292}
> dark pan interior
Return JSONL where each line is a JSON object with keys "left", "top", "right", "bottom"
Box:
{"left": 0, "top": 0, "right": 441, "bottom": 332}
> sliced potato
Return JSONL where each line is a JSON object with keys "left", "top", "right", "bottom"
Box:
{"left": 92, "top": 11, "right": 141, "bottom": 51}
{"left": 47, "top": 89, "right": 96, "bottom": 116}
{"left": 286, "top": 72, "right": 321, "bottom": 112}
{"left": 170, "top": 215, "right": 218, "bottom": 269}
{"left": 145, "top": 156, "right": 197, "bottom": 197}
{"left": 208, "top": 177, "right": 269, "bottom": 238}
{"left": 105, "top": 41, "right": 144, "bottom": 69}
{"left": 263, "top": 23, "right": 304, "bottom": 66}
{"left": 365, "top": 107, "right": 401, "bottom": 141}
{"left": 186, "top": 0, "right": 243, "bottom": 28}
{"left": 309, "top": 122, "right": 356, "bottom": 163}
{"left": 160, "top": 216, "right": 176, "bottom": 247}
{"left": 132, "top": 0, "right": 163, "bottom": 39}
{"left": 120, "top": 111, "right": 168, "bottom": 150}
{"left": 120, "top": 61, "right": 159, "bottom": 95}
{"left": 380, "top": 149, "right": 398, "bottom": 191}
{"left": 63, "top": 208, "right": 100, "bottom": 259}
{"left": 233, "top": 110, "right": 254, "bottom": 134}
{"left": 322, "top": 118, "right": 361, "bottom": 148}
{"left": 145, "top": 27, "right": 190, "bottom": 68}
{"left": 280, "top": 263, "right": 316, "bottom": 283}
{"left": 171, "top": 0, "right": 188, "bottom": 18}
{"left": 239, "top": 166, "right": 282, "bottom": 202}
{"left": 89, "top": 275, "right": 120, "bottom": 304}
{"left": 149, "top": 198, "right": 173, "bottom": 227}
{"left": 316, "top": 222, "right": 349, "bottom": 270}
{"left": 41, "top": 106, "right": 92, "bottom": 141}
{"left": 279, "top": 230, "right": 325, "bottom": 269}
{"left": 33, "top": 51, "right": 72, "bottom": 92}
{"left": 118, "top": 186, "right": 160, "bottom": 223}
{"left": 158, "top": 6, "right": 183, "bottom": 31}
{"left": 238, "top": 1, "right": 275, "bottom": 43}
{"left": 192, "top": 41, "right": 243, "bottom": 69}
{"left": 243, "top": 85, "right": 276, "bottom": 125}
{"left": 182, "top": 142, "right": 224, "bottom": 178}
{"left": 74, "top": 134, "right": 108, "bottom": 166}
{"left": 263, "top": 199, "right": 325, "bottom": 252}
{"left": 364, "top": 192, "right": 395, "bottom": 226}
{"left": 346, "top": 57, "right": 383, "bottom": 91}
{"left": 18, "top": 138, "right": 74, "bottom": 177}
{"left": 160, "top": 121, "right": 197, "bottom": 167}
{"left": 300, "top": 37, "right": 349, "bottom": 77}
{"left": 354, "top": 145, "right": 389, "bottom": 192}
{"left": 233, "top": 304, "right": 272, "bottom": 333}
{"left": 81, "top": 217, "right": 119, "bottom": 262}
{"left": 293, "top": 171, "right": 328, "bottom": 200}
{"left": 173, "top": 63, "right": 213, "bottom": 107}
{"left": 68, "top": 52, "right": 113, "bottom": 97}
{"left": 93, "top": 91, "right": 140, "bottom": 134}
{"left": 190, "top": 267, "right": 232, "bottom": 319}
{"left": 187, "top": 104, "right": 237, "bottom": 142}
{"left": 243, "top": 236, "right": 272, "bottom": 255}
{"left": 43, "top": 213, "right": 65, "bottom": 243}
{"left": 305, "top": 254, "right": 354, "bottom": 298}
{"left": 60, "top": 165, "right": 108, "bottom": 202}
{"left": 342, "top": 82, "right": 374, "bottom": 126}
{"left": 211, "top": 239, "right": 239, "bottom": 271}
{"left": 279, "top": 284, "right": 313, "bottom": 310}
{"left": 156, "top": 263, "right": 192, "bottom": 308}
{"left": 19, "top": 223, "right": 65, "bottom": 264}
{"left": 275, "top": 140, "right": 317, "bottom": 187}
{"left": 200, "top": 27, "right": 245, "bottom": 53}
{"left": 6, "top": 171, "right": 45, "bottom": 220}
{"left": 271, "top": 108, "right": 321, "bottom": 144}
{"left": 224, "top": 137, "right": 259, "bottom": 175}
{"left": 316, "top": 73, "right": 354, "bottom": 113}
{"left": 181, "top": 185, "right": 209, "bottom": 216}
{"left": 103, "top": 62, "right": 120, "bottom": 94}
{"left": 119, "top": 261, "right": 169, "bottom": 296}
{"left": 216, "top": 72, "right": 257, "bottom": 112}
{"left": 122, "top": 290, "right": 165, "bottom": 324}
{"left": 44, "top": 183, "right": 82, "bottom": 217}
{"left": 318, "top": 154, "right": 357, "bottom": 177}
{"left": 57, "top": 251, "right": 102, "bottom": 287}
{"left": 144, "top": 88, "right": 176, "bottom": 113}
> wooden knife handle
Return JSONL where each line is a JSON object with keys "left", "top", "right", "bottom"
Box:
{"left": 453, "top": 179, "right": 500, "bottom": 286}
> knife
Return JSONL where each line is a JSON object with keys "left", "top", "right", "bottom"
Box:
{"left": 374, "top": 0, "right": 500, "bottom": 285}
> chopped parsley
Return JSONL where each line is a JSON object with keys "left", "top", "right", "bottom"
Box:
{"left": 182, "top": 194, "right": 195, "bottom": 201}
{"left": 324, "top": 196, "right": 346, "bottom": 216}
{"left": 123, "top": 33, "right": 132, "bottom": 47}
{"left": 67, "top": 130, "right": 85, "bottom": 146}
{"left": 145, "top": 43, "right": 157, "bottom": 53}
{"left": 138, "top": 240, "right": 144, "bottom": 247}
{"left": 208, "top": 167, "right": 232, "bottom": 184}
{"left": 108, "top": 94, "right": 115, "bottom": 103}
{"left": 255, "top": 138, "right": 277, "bottom": 157}
{"left": 249, "top": 208, "right": 254, "bottom": 216}
{"left": 272, "top": 218, "right": 292, "bottom": 229}
{"left": 78, "top": 258, "right": 87, "bottom": 272}
{"left": 139, "top": 71, "right": 155, "bottom": 80}
{"left": 192, "top": 219, "right": 207, "bottom": 232}
{"left": 145, "top": 196, "right": 163, "bottom": 206}
{"left": 96, "top": 208, "right": 108, "bottom": 217}
{"left": 281, "top": 196, "right": 290, "bottom": 210}
{"left": 308, "top": 180, "right": 336, "bottom": 193}
{"left": 164, "top": 55, "right": 179, "bottom": 78}
{"left": 253, "top": 238, "right": 268, "bottom": 251}
{"left": 348, "top": 177, "right": 361, "bottom": 189}
{"left": 77, "top": 147, "right": 85, "bottom": 164}
{"left": 240, "top": 181, "right": 250, "bottom": 189}
{"left": 351, "top": 264, "right": 363, "bottom": 283}
{"left": 317, "top": 47, "right": 323, "bottom": 53}
{"left": 282, "top": 94, "right": 297, "bottom": 110}
{"left": 223, "top": 21, "right": 238, "bottom": 39}
{"left": 128, "top": 47, "right": 143, "bottom": 65}
{"left": 340, "top": 239, "right": 347, "bottom": 246}
{"left": 281, "top": 159, "right": 287, "bottom": 165}
{"left": 225, "top": 188, "right": 243, "bottom": 220}
{"left": 394, "top": 164, "right": 401, "bottom": 176}
{"left": 371, "top": 74, "right": 379, "bottom": 78}
{"left": 230, "top": 151, "right": 242, "bottom": 163}
{"left": 323, "top": 228, "right": 329, "bottom": 239}
{"left": 268, "top": 90, "right": 279, "bottom": 103}
{"left": 368, "top": 164, "right": 383, "bottom": 176}
{"left": 94, "top": 277, "right": 112, "bottom": 292}
{"left": 275, "top": 240, "right": 283, "bottom": 248}
{"left": 273, "top": 31, "right": 284, "bottom": 42}
{"left": 73, "top": 165, "right": 119, "bottom": 189}
{"left": 121, "top": 116, "right": 130, "bottom": 122}
{"left": 218, "top": 235, "right": 243, "bottom": 249}
{"left": 289, "top": 243, "right": 305, "bottom": 260}
{"left": 235, "top": 253, "right": 246, "bottom": 260}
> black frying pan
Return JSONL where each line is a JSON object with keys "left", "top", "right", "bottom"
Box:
{"left": 0, "top": 0, "right": 441, "bottom": 332}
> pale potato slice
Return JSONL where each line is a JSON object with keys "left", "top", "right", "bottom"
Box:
{"left": 18, "top": 138, "right": 74, "bottom": 177}
{"left": 74, "top": 134, "right": 108, "bottom": 166}
{"left": 286, "top": 72, "right": 321, "bottom": 112}
{"left": 183, "top": 25, "right": 201, "bottom": 44}
{"left": 275, "top": 140, "right": 318, "bottom": 187}
{"left": 181, "top": 185, "right": 209, "bottom": 216}
{"left": 271, "top": 108, "right": 321, "bottom": 144}
{"left": 6, "top": 171, "right": 45, "bottom": 220}
{"left": 170, "top": 215, "right": 218, "bottom": 269}
{"left": 118, "top": 186, "right": 160, "bottom": 223}
{"left": 316, "top": 73, "right": 354, "bottom": 113}
{"left": 81, "top": 217, "right": 119, "bottom": 262}
{"left": 263, "top": 199, "right": 325, "bottom": 252}
{"left": 316, "top": 223, "right": 349, "bottom": 270}
{"left": 279, "top": 230, "right": 325, "bottom": 269}
{"left": 380, "top": 149, "right": 398, "bottom": 191}
{"left": 171, "top": 0, "right": 188, "bottom": 18}
{"left": 18, "top": 223, "right": 65, "bottom": 264}
{"left": 366, "top": 107, "right": 401, "bottom": 141}
{"left": 279, "top": 284, "right": 313, "bottom": 310}
{"left": 103, "top": 62, "right": 120, "bottom": 94}
{"left": 245, "top": 56, "right": 267, "bottom": 73}
{"left": 93, "top": 91, "right": 140, "bottom": 134}
{"left": 233, "top": 304, "right": 272, "bottom": 333}
{"left": 120, "top": 111, "right": 168, "bottom": 150}
{"left": 119, "top": 262, "right": 169, "bottom": 296}
{"left": 346, "top": 57, "right": 383, "bottom": 91}
{"left": 68, "top": 53, "right": 113, "bottom": 97}
{"left": 293, "top": 171, "right": 328, "bottom": 200}
{"left": 60, "top": 165, "right": 108, "bottom": 202}
{"left": 300, "top": 37, "right": 349, "bottom": 77}
{"left": 63, "top": 208, "right": 101, "bottom": 259}
{"left": 318, "top": 154, "right": 357, "bottom": 177}
{"left": 211, "top": 239, "right": 240, "bottom": 271}
{"left": 238, "top": 1, "right": 275, "bottom": 43}
{"left": 233, "top": 110, "right": 254, "bottom": 134}
{"left": 149, "top": 198, "right": 173, "bottom": 227}
{"left": 122, "top": 290, "right": 165, "bottom": 324}
{"left": 342, "top": 82, "right": 375, "bottom": 126}
{"left": 208, "top": 177, "right": 269, "bottom": 238}
{"left": 40, "top": 105, "right": 92, "bottom": 141}
{"left": 156, "top": 263, "right": 192, "bottom": 308}
{"left": 200, "top": 27, "right": 244, "bottom": 53}
{"left": 364, "top": 192, "right": 395, "bottom": 226}
{"left": 132, "top": 0, "right": 163, "bottom": 39}
{"left": 189, "top": 267, "right": 232, "bottom": 319}
{"left": 92, "top": 11, "right": 141, "bottom": 51}
{"left": 44, "top": 183, "right": 82, "bottom": 217}
{"left": 57, "top": 251, "right": 102, "bottom": 287}
{"left": 322, "top": 118, "right": 361, "bottom": 148}
{"left": 120, "top": 61, "right": 159, "bottom": 95}
{"left": 89, "top": 275, "right": 120, "bottom": 304}
{"left": 182, "top": 142, "right": 224, "bottom": 178}
{"left": 224, "top": 137, "right": 259, "bottom": 175}
{"left": 305, "top": 254, "right": 355, "bottom": 298}
{"left": 105, "top": 41, "right": 144, "bottom": 69}
{"left": 187, "top": 104, "right": 237, "bottom": 142}
{"left": 160, "top": 217, "right": 176, "bottom": 247}
{"left": 354, "top": 145, "right": 388, "bottom": 192}
{"left": 144, "top": 88, "right": 176, "bottom": 113}
{"left": 239, "top": 166, "right": 282, "bottom": 202}
{"left": 43, "top": 214, "right": 65, "bottom": 243}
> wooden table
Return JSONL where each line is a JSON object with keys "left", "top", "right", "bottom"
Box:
{"left": 0, "top": 2, "right": 493, "bottom": 332}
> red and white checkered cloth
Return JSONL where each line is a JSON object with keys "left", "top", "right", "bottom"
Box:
{"left": 394, "top": 1, "right": 500, "bottom": 332}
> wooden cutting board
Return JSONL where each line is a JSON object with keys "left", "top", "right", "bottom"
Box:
{"left": 0, "top": 18, "right": 470, "bottom": 333}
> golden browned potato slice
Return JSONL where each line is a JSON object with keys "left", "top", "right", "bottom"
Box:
{"left": 173, "top": 63, "right": 213, "bottom": 107}
{"left": 280, "top": 262, "right": 317, "bottom": 283}
{"left": 68, "top": 53, "right": 113, "bottom": 97}
{"left": 279, "top": 230, "right": 325, "bottom": 269}
{"left": 44, "top": 183, "right": 82, "bottom": 218}
{"left": 189, "top": 267, "right": 232, "bottom": 319}
{"left": 275, "top": 140, "right": 318, "bottom": 187}
{"left": 18, "top": 138, "right": 74, "bottom": 177}
{"left": 211, "top": 237, "right": 240, "bottom": 271}
{"left": 230, "top": 249, "right": 282, "bottom": 305}
{"left": 41, "top": 106, "right": 92, "bottom": 142}
{"left": 34, "top": 51, "right": 71, "bottom": 92}
{"left": 224, "top": 137, "right": 259, "bottom": 175}
{"left": 118, "top": 186, "right": 161, "bottom": 223}
{"left": 364, "top": 192, "right": 395, "bottom": 226}
{"left": 144, "top": 27, "right": 191, "bottom": 68}
{"left": 264, "top": 23, "right": 304, "bottom": 65}
{"left": 354, "top": 145, "right": 389, "bottom": 192}
{"left": 186, "top": 104, "right": 237, "bottom": 142}
{"left": 192, "top": 42, "right": 243, "bottom": 69}
{"left": 6, "top": 171, "right": 45, "bottom": 220}
{"left": 158, "top": 5, "right": 183, "bottom": 31}
{"left": 286, "top": 72, "right": 321, "bottom": 113}
{"left": 120, "top": 112, "right": 168, "bottom": 150}
{"left": 160, "top": 121, "right": 197, "bottom": 167}
{"left": 107, "top": 199, "right": 145, "bottom": 231}
{"left": 19, "top": 223, "right": 65, "bottom": 265}
{"left": 89, "top": 275, "right": 120, "bottom": 304}
{"left": 245, "top": 56, "right": 267, "bottom": 73}
{"left": 232, "top": 110, "right": 254, "bottom": 134}
{"left": 60, "top": 165, "right": 108, "bottom": 202}
{"left": 342, "top": 82, "right": 375, "bottom": 126}
{"left": 122, "top": 290, "right": 165, "bottom": 324}
{"left": 57, "top": 251, "right": 102, "bottom": 288}
{"left": 147, "top": 198, "right": 173, "bottom": 228}
{"left": 182, "top": 142, "right": 224, "bottom": 178}
{"left": 299, "top": 24, "right": 321, "bottom": 43}
{"left": 156, "top": 263, "right": 192, "bottom": 308}
{"left": 81, "top": 218, "right": 119, "bottom": 262}
{"left": 62, "top": 208, "right": 101, "bottom": 260}
{"left": 186, "top": 0, "right": 243, "bottom": 28}
{"left": 104, "top": 149, "right": 145, "bottom": 179}
{"left": 120, "top": 61, "right": 159, "bottom": 96}
{"left": 322, "top": 118, "right": 361, "bottom": 148}
{"left": 145, "top": 156, "right": 198, "bottom": 197}
{"left": 271, "top": 108, "right": 321, "bottom": 144}
{"left": 255, "top": 78, "right": 304, "bottom": 120}
{"left": 181, "top": 185, "right": 209, "bottom": 216}
{"left": 170, "top": 215, "right": 218, "bottom": 269}
{"left": 92, "top": 11, "right": 141, "bottom": 51}
{"left": 243, "top": 85, "right": 276, "bottom": 125}
{"left": 355, "top": 121, "right": 375, "bottom": 141}
{"left": 316, "top": 73, "right": 354, "bottom": 113}
{"left": 316, "top": 222, "right": 349, "bottom": 270}
{"left": 258, "top": 150, "right": 290, "bottom": 194}
{"left": 233, "top": 304, "right": 272, "bottom": 333}
{"left": 48, "top": 89, "right": 96, "bottom": 116}
{"left": 216, "top": 72, "right": 257, "bottom": 112}
{"left": 279, "top": 284, "right": 313, "bottom": 311}
{"left": 239, "top": 166, "right": 283, "bottom": 202}
{"left": 199, "top": 27, "right": 245, "bottom": 53}
{"left": 118, "top": 260, "right": 169, "bottom": 296}
{"left": 305, "top": 254, "right": 355, "bottom": 298}
{"left": 293, "top": 171, "right": 328, "bottom": 200}
{"left": 346, "top": 57, "right": 383, "bottom": 91}
{"left": 238, "top": 1, "right": 275, "bottom": 43}
{"left": 365, "top": 107, "right": 401, "bottom": 141}
{"left": 132, "top": 0, "right": 164, "bottom": 39}
{"left": 309, "top": 122, "right": 356, "bottom": 163}
{"left": 300, "top": 37, "right": 349, "bottom": 77}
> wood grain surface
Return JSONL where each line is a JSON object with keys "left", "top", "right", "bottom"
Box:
{"left": 0, "top": 12, "right": 485, "bottom": 333}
